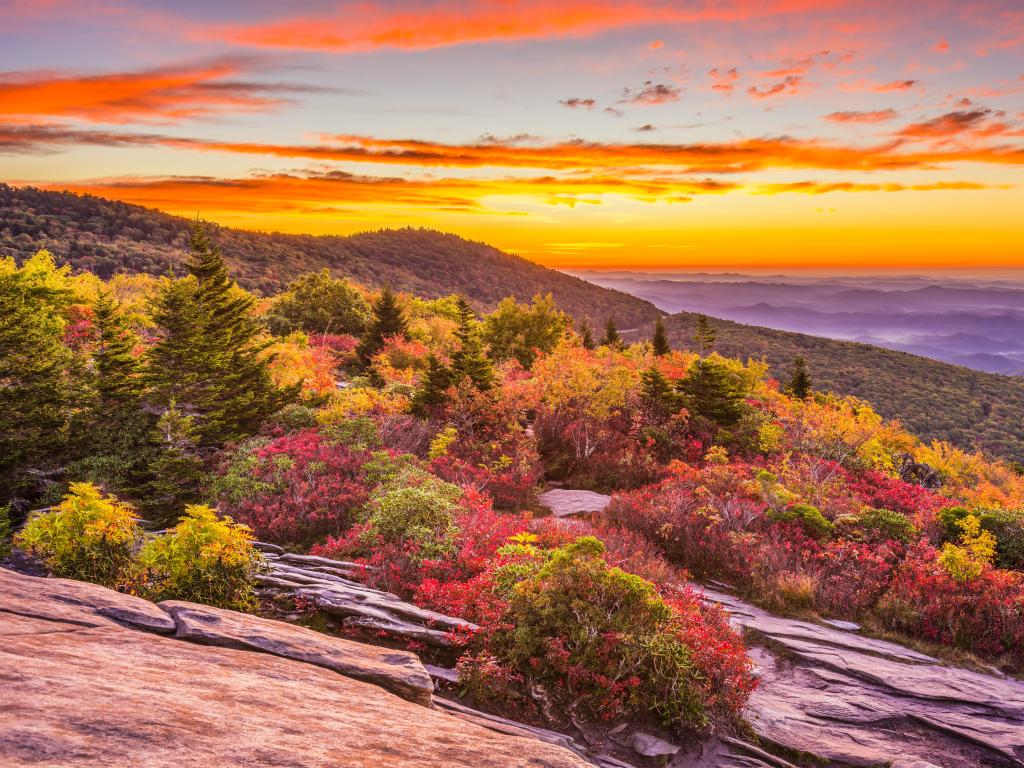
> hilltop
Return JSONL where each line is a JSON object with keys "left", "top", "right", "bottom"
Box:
{"left": 0, "top": 184, "right": 657, "bottom": 328}
{"left": 652, "top": 312, "right": 1024, "bottom": 463}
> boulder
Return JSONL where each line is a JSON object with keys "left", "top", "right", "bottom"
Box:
{"left": 160, "top": 600, "right": 434, "bottom": 706}
{"left": 538, "top": 489, "right": 612, "bottom": 518}
{"left": 629, "top": 731, "right": 679, "bottom": 757}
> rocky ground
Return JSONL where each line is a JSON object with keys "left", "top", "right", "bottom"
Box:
{"left": 4, "top": 488, "right": 1022, "bottom": 768}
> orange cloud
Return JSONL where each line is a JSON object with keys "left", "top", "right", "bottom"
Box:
{"left": 0, "top": 58, "right": 328, "bottom": 124}
{"left": 747, "top": 75, "right": 805, "bottom": 99}
{"left": 755, "top": 180, "right": 999, "bottom": 194}
{"left": 709, "top": 67, "right": 740, "bottom": 93}
{"left": 873, "top": 79, "right": 919, "bottom": 92}
{"left": 825, "top": 109, "right": 898, "bottom": 122}
{"left": 209, "top": 1, "right": 853, "bottom": 52}
{"left": 897, "top": 108, "right": 992, "bottom": 138}
{"left": 5, "top": 124, "right": 1023, "bottom": 173}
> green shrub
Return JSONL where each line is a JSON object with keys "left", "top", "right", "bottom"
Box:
{"left": 767, "top": 502, "right": 833, "bottom": 539}
{"left": 938, "top": 506, "right": 972, "bottom": 541}
{"left": 363, "top": 477, "right": 461, "bottom": 558}
{"left": 321, "top": 416, "right": 380, "bottom": 450}
{"left": 0, "top": 504, "right": 12, "bottom": 560}
{"left": 939, "top": 505, "right": 1024, "bottom": 570}
{"left": 137, "top": 505, "right": 260, "bottom": 611}
{"left": 270, "top": 403, "right": 319, "bottom": 432}
{"left": 835, "top": 508, "right": 916, "bottom": 543}
{"left": 14, "top": 482, "right": 141, "bottom": 586}
{"left": 489, "top": 537, "right": 711, "bottom": 729}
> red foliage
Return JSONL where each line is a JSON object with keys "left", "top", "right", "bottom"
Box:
{"left": 845, "top": 469, "right": 945, "bottom": 517}
{"left": 220, "top": 430, "right": 370, "bottom": 547}
{"left": 881, "top": 542, "right": 1024, "bottom": 664}
{"left": 430, "top": 455, "right": 538, "bottom": 511}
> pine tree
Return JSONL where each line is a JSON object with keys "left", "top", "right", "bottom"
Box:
{"left": 677, "top": 358, "right": 746, "bottom": 428}
{"left": 356, "top": 285, "right": 408, "bottom": 367}
{"left": 146, "top": 222, "right": 294, "bottom": 448}
{"left": 640, "top": 366, "right": 681, "bottom": 413}
{"left": 652, "top": 316, "right": 671, "bottom": 356}
{"left": 411, "top": 354, "right": 454, "bottom": 415}
{"left": 144, "top": 401, "right": 206, "bottom": 527}
{"left": 600, "top": 318, "right": 622, "bottom": 349}
{"left": 0, "top": 251, "right": 73, "bottom": 501}
{"left": 450, "top": 296, "right": 495, "bottom": 391}
{"left": 693, "top": 314, "right": 716, "bottom": 356}
{"left": 92, "top": 289, "right": 144, "bottom": 408}
{"left": 578, "top": 321, "right": 596, "bottom": 350}
{"left": 784, "top": 356, "right": 813, "bottom": 399}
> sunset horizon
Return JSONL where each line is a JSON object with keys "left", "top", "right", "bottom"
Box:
{"left": 3, "top": 0, "right": 1022, "bottom": 270}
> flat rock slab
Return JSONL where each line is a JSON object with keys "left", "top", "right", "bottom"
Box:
{"left": 538, "top": 489, "right": 612, "bottom": 518}
{"left": 0, "top": 572, "right": 592, "bottom": 768}
{"left": 698, "top": 586, "right": 1024, "bottom": 768}
{"left": 0, "top": 567, "right": 176, "bottom": 635}
{"left": 160, "top": 600, "right": 434, "bottom": 706}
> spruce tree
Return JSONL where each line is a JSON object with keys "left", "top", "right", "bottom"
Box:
{"left": 578, "top": 321, "right": 596, "bottom": 350}
{"left": 0, "top": 251, "right": 73, "bottom": 502}
{"left": 640, "top": 366, "right": 681, "bottom": 413}
{"left": 652, "top": 316, "right": 671, "bottom": 356}
{"left": 92, "top": 289, "right": 144, "bottom": 408}
{"left": 600, "top": 318, "right": 622, "bottom": 349}
{"left": 356, "top": 285, "right": 408, "bottom": 367}
{"left": 144, "top": 401, "right": 206, "bottom": 526}
{"left": 677, "top": 358, "right": 746, "bottom": 428}
{"left": 411, "top": 354, "right": 454, "bottom": 415}
{"left": 693, "top": 314, "right": 716, "bottom": 356}
{"left": 784, "top": 356, "right": 813, "bottom": 399}
{"left": 146, "top": 222, "right": 294, "bottom": 448}
{"left": 450, "top": 296, "right": 495, "bottom": 391}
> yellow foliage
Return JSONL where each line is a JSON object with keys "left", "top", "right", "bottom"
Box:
{"left": 939, "top": 514, "right": 997, "bottom": 583}
{"left": 265, "top": 332, "right": 337, "bottom": 396}
{"left": 428, "top": 425, "right": 459, "bottom": 459}
{"left": 317, "top": 386, "right": 409, "bottom": 425}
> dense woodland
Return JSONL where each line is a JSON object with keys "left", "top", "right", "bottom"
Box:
{"left": 3, "top": 227, "right": 1023, "bottom": 743}
{"left": 5, "top": 184, "right": 1024, "bottom": 464}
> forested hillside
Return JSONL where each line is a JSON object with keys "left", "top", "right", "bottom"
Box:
{"left": 653, "top": 313, "right": 1024, "bottom": 463}
{"left": 6, "top": 183, "right": 1024, "bottom": 463}
{"left": 0, "top": 184, "right": 657, "bottom": 327}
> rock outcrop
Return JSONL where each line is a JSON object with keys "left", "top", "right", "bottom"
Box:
{"left": 538, "top": 489, "right": 612, "bottom": 518}
{"left": 0, "top": 568, "right": 593, "bottom": 768}
{"left": 701, "top": 587, "right": 1024, "bottom": 768}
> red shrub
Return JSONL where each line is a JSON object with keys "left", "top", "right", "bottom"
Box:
{"left": 845, "top": 469, "right": 945, "bottom": 517}
{"left": 430, "top": 455, "right": 539, "bottom": 511}
{"left": 219, "top": 430, "right": 370, "bottom": 547}
{"left": 880, "top": 542, "right": 1024, "bottom": 664}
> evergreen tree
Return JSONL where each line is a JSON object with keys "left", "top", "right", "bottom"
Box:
{"left": 0, "top": 251, "right": 73, "bottom": 502}
{"left": 640, "top": 366, "right": 681, "bottom": 413}
{"left": 146, "top": 223, "right": 294, "bottom": 448}
{"left": 356, "top": 285, "right": 408, "bottom": 367}
{"left": 92, "top": 289, "right": 144, "bottom": 408}
{"left": 693, "top": 314, "right": 716, "bottom": 356}
{"left": 677, "top": 358, "right": 746, "bottom": 428}
{"left": 784, "top": 356, "right": 813, "bottom": 400}
{"left": 652, "top": 316, "right": 671, "bottom": 356}
{"left": 450, "top": 296, "right": 495, "bottom": 391}
{"left": 600, "top": 318, "right": 622, "bottom": 349}
{"left": 411, "top": 354, "right": 454, "bottom": 415}
{"left": 578, "top": 321, "right": 596, "bottom": 350}
{"left": 144, "top": 401, "right": 206, "bottom": 527}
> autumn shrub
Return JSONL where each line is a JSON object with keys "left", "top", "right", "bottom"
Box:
{"left": 15, "top": 482, "right": 141, "bottom": 586}
{"left": 833, "top": 507, "right": 916, "bottom": 544}
{"left": 879, "top": 541, "right": 1024, "bottom": 665}
{"left": 137, "top": 505, "right": 260, "bottom": 611}
{"left": 845, "top": 469, "right": 945, "bottom": 517}
{"left": 766, "top": 502, "right": 833, "bottom": 539}
{"left": 214, "top": 429, "right": 370, "bottom": 547}
{"left": 475, "top": 537, "right": 755, "bottom": 732}
{"left": 939, "top": 505, "right": 1024, "bottom": 570}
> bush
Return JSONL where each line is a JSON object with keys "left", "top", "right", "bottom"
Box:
{"left": 482, "top": 537, "right": 754, "bottom": 732}
{"left": 15, "top": 482, "right": 141, "bottom": 586}
{"left": 214, "top": 430, "right": 370, "bottom": 547}
{"left": 766, "top": 502, "right": 833, "bottom": 539}
{"left": 0, "top": 504, "right": 12, "bottom": 559}
{"left": 363, "top": 475, "right": 462, "bottom": 558}
{"left": 834, "top": 508, "right": 916, "bottom": 544}
{"left": 137, "top": 505, "right": 260, "bottom": 611}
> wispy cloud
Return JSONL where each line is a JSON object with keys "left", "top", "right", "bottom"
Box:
{"left": 825, "top": 109, "right": 899, "bottom": 122}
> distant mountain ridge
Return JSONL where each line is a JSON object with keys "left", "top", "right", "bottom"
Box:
{"left": 0, "top": 184, "right": 658, "bottom": 328}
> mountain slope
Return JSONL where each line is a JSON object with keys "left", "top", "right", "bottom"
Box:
{"left": 0, "top": 184, "right": 657, "bottom": 327}
{"left": 651, "top": 312, "right": 1024, "bottom": 463}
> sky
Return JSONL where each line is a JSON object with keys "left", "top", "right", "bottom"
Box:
{"left": 1, "top": 0, "right": 1022, "bottom": 270}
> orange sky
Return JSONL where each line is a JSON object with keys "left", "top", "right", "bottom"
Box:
{"left": 1, "top": 0, "right": 1022, "bottom": 269}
